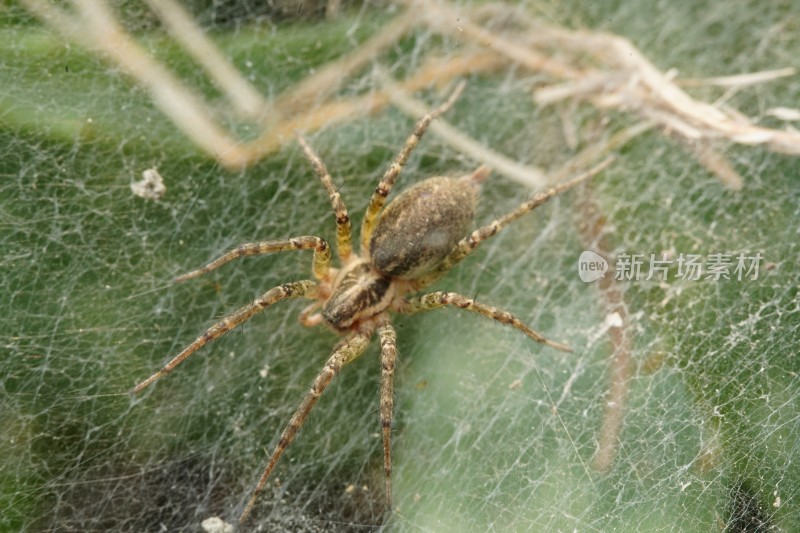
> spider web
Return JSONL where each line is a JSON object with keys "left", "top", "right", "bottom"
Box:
{"left": 2, "top": 1, "right": 800, "bottom": 532}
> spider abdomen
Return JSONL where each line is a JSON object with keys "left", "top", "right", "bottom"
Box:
{"left": 369, "top": 176, "right": 479, "bottom": 279}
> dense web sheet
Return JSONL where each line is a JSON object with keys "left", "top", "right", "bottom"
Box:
{"left": 2, "top": 1, "right": 799, "bottom": 531}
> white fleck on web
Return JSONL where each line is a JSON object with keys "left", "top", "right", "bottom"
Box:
{"left": 131, "top": 168, "right": 167, "bottom": 201}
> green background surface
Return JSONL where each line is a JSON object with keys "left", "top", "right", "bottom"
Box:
{"left": 2, "top": 1, "right": 799, "bottom": 531}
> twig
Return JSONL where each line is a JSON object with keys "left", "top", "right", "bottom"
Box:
{"left": 232, "top": 52, "right": 506, "bottom": 167}
{"left": 680, "top": 139, "right": 744, "bottom": 191}
{"left": 24, "top": 0, "right": 800, "bottom": 175}
{"left": 574, "top": 184, "right": 634, "bottom": 473}
{"left": 679, "top": 67, "right": 796, "bottom": 88}
{"left": 274, "top": 9, "right": 418, "bottom": 117}
{"left": 549, "top": 121, "right": 654, "bottom": 184}
{"left": 376, "top": 68, "right": 548, "bottom": 188}
{"left": 418, "top": 0, "right": 800, "bottom": 160}
{"left": 407, "top": 0, "right": 583, "bottom": 80}
{"left": 143, "top": 0, "right": 271, "bottom": 119}
{"left": 22, "top": 0, "right": 248, "bottom": 164}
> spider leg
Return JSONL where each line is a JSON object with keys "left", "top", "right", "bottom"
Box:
{"left": 359, "top": 81, "right": 466, "bottom": 257}
{"left": 376, "top": 318, "right": 398, "bottom": 509}
{"left": 298, "top": 301, "right": 324, "bottom": 327}
{"left": 239, "top": 329, "right": 372, "bottom": 524}
{"left": 174, "top": 236, "right": 332, "bottom": 282}
{"left": 400, "top": 291, "right": 571, "bottom": 352}
{"left": 296, "top": 134, "right": 353, "bottom": 263}
{"left": 132, "top": 280, "right": 318, "bottom": 393}
{"left": 413, "top": 158, "right": 614, "bottom": 289}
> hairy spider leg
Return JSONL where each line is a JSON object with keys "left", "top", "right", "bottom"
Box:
{"left": 174, "top": 236, "right": 332, "bottom": 282}
{"left": 132, "top": 280, "right": 318, "bottom": 394}
{"left": 359, "top": 81, "right": 466, "bottom": 258}
{"left": 296, "top": 135, "right": 354, "bottom": 263}
{"left": 414, "top": 157, "right": 615, "bottom": 290}
{"left": 298, "top": 301, "right": 324, "bottom": 327}
{"left": 401, "top": 291, "right": 571, "bottom": 352}
{"left": 376, "top": 318, "right": 398, "bottom": 508}
{"left": 240, "top": 329, "right": 372, "bottom": 524}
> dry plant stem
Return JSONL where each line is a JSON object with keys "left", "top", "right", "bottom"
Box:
{"left": 545, "top": 101, "right": 736, "bottom": 472}
{"left": 177, "top": 50, "right": 500, "bottom": 166}
{"left": 23, "top": 0, "right": 234, "bottom": 148}
{"left": 407, "top": 0, "right": 583, "bottom": 80}
{"left": 547, "top": 122, "right": 654, "bottom": 185}
{"left": 278, "top": 52, "right": 500, "bottom": 141}
{"left": 236, "top": 52, "right": 506, "bottom": 167}
{"left": 143, "top": 0, "right": 270, "bottom": 119}
{"left": 22, "top": 1, "right": 507, "bottom": 168}
{"left": 22, "top": 0, "right": 250, "bottom": 164}
{"left": 679, "top": 67, "right": 796, "bottom": 88}
{"left": 680, "top": 139, "right": 744, "bottom": 191}
{"left": 21, "top": 0, "right": 421, "bottom": 167}
{"left": 422, "top": 0, "right": 800, "bottom": 156}
{"left": 574, "top": 185, "right": 634, "bottom": 472}
{"left": 294, "top": 51, "right": 499, "bottom": 120}
{"left": 325, "top": 0, "right": 341, "bottom": 20}
{"left": 593, "top": 276, "right": 633, "bottom": 472}
{"left": 274, "top": 9, "right": 418, "bottom": 117}
{"left": 25, "top": 0, "right": 800, "bottom": 172}
{"left": 550, "top": 122, "right": 668, "bottom": 470}
{"left": 377, "top": 70, "right": 548, "bottom": 189}
{"left": 102, "top": 51, "right": 492, "bottom": 167}
{"left": 533, "top": 73, "right": 629, "bottom": 107}
{"left": 766, "top": 107, "right": 800, "bottom": 121}
{"left": 534, "top": 22, "right": 800, "bottom": 155}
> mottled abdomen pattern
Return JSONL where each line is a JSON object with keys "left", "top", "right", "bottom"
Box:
{"left": 370, "top": 177, "right": 478, "bottom": 279}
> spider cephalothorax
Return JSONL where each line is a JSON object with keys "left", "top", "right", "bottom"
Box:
{"left": 321, "top": 259, "right": 396, "bottom": 330}
{"left": 132, "top": 83, "right": 608, "bottom": 524}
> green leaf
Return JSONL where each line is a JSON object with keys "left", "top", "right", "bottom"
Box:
{"left": 2, "top": 2, "right": 798, "bottom": 531}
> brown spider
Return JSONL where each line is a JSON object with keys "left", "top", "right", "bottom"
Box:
{"left": 132, "top": 83, "right": 606, "bottom": 524}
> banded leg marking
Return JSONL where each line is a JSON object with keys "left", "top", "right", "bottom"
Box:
{"left": 360, "top": 81, "right": 466, "bottom": 257}
{"left": 239, "top": 330, "right": 372, "bottom": 524}
{"left": 403, "top": 291, "right": 571, "bottom": 352}
{"left": 297, "top": 135, "right": 353, "bottom": 262}
{"left": 175, "top": 236, "right": 331, "bottom": 282}
{"left": 132, "top": 280, "right": 318, "bottom": 393}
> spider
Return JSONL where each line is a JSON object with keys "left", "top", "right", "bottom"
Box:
{"left": 132, "top": 82, "right": 606, "bottom": 524}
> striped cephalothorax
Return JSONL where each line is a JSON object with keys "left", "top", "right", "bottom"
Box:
{"left": 132, "top": 83, "right": 604, "bottom": 525}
